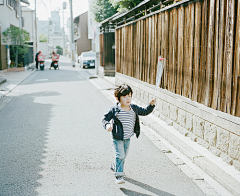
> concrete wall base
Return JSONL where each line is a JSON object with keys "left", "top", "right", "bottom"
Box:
{"left": 115, "top": 72, "right": 240, "bottom": 171}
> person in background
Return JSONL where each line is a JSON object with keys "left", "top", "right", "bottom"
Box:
{"left": 35, "top": 51, "right": 40, "bottom": 69}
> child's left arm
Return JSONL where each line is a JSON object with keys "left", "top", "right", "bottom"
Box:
{"left": 133, "top": 98, "right": 156, "bottom": 116}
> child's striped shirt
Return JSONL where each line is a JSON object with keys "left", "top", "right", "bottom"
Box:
{"left": 116, "top": 106, "right": 136, "bottom": 139}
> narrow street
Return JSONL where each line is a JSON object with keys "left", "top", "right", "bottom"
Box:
{"left": 1, "top": 57, "right": 207, "bottom": 195}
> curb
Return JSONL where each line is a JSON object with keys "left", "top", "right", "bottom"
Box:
{"left": 0, "top": 69, "right": 36, "bottom": 100}
{"left": 140, "top": 114, "right": 240, "bottom": 196}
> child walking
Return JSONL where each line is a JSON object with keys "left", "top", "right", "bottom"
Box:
{"left": 102, "top": 84, "right": 156, "bottom": 184}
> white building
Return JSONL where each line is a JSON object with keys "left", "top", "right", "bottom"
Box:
{"left": 0, "top": 0, "right": 30, "bottom": 70}
{"left": 22, "top": 6, "right": 36, "bottom": 63}
{"left": 88, "top": 0, "right": 100, "bottom": 53}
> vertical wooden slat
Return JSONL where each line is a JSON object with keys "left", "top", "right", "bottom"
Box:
{"left": 116, "top": 30, "right": 119, "bottom": 73}
{"left": 136, "top": 22, "right": 140, "bottom": 80}
{"left": 153, "top": 14, "right": 158, "bottom": 87}
{"left": 169, "top": 9, "right": 173, "bottom": 92}
{"left": 150, "top": 15, "right": 154, "bottom": 85}
{"left": 182, "top": 6, "right": 188, "bottom": 97}
{"left": 158, "top": 13, "right": 162, "bottom": 58}
{"left": 142, "top": 20, "right": 145, "bottom": 82}
{"left": 122, "top": 28, "right": 125, "bottom": 75}
{"left": 232, "top": 0, "right": 240, "bottom": 116}
{"left": 172, "top": 8, "right": 178, "bottom": 93}
{"left": 146, "top": 17, "right": 149, "bottom": 83}
{"left": 163, "top": 11, "right": 169, "bottom": 89}
{"left": 198, "top": 0, "right": 208, "bottom": 103}
{"left": 176, "top": 6, "right": 184, "bottom": 95}
{"left": 125, "top": 27, "right": 128, "bottom": 76}
{"left": 161, "top": 12, "right": 165, "bottom": 88}
{"left": 211, "top": 0, "right": 220, "bottom": 109}
{"left": 192, "top": 2, "right": 201, "bottom": 101}
{"left": 183, "top": 4, "right": 194, "bottom": 98}
{"left": 138, "top": 21, "right": 142, "bottom": 81}
{"left": 217, "top": 0, "right": 225, "bottom": 109}
{"left": 132, "top": 24, "right": 135, "bottom": 78}
{"left": 147, "top": 17, "right": 151, "bottom": 84}
{"left": 221, "top": 0, "right": 235, "bottom": 113}
{"left": 204, "top": 0, "right": 215, "bottom": 106}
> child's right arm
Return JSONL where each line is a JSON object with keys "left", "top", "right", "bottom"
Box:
{"left": 102, "top": 107, "right": 114, "bottom": 132}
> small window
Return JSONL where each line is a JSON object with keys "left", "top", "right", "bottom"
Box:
{"left": 0, "top": 0, "right": 4, "bottom": 5}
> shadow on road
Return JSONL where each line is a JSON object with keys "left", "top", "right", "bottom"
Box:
{"left": 121, "top": 177, "right": 175, "bottom": 196}
{"left": 0, "top": 91, "right": 60, "bottom": 196}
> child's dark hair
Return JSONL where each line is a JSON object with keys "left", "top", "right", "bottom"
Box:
{"left": 114, "top": 84, "right": 133, "bottom": 101}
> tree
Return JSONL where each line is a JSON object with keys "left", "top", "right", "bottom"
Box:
{"left": 110, "top": 0, "right": 144, "bottom": 11}
{"left": 91, "top": 0, "right": 119, "bottom": 22}
{"left": 56, "top": 46, "right": 63, "bottom": 55}
{"left": 2, "top": 26, "right": 30, "bottom": 67}
{"left": 39, "top": 33, "right": 48, "bottom": 42}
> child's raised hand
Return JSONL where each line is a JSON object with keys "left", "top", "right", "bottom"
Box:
{"left": 106, "top": 124, "right": 113, "bottom": 132}
{"left": 150, "top": 98, "right": 156, "bottom": 106}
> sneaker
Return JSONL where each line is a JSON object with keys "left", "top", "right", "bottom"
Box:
{"left": 110, "top": 163, "right": 115, "bottom": 172}
{"left": 115, "top": 176, "right": 125, "bottom": 184}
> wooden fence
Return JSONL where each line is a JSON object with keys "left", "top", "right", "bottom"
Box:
{"left": 115, "top": 0, "right": 240, "bottom": 117}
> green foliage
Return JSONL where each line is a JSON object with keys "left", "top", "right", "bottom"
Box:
{"left": 39, "top": 33, "right": 48, "bottom": 42}
{"left": 2, "top": 26, "right": 30, "bottom": 67}
{"left": 91, "top": 0, "right": 119, "bottom": 22}
{"left": 56, "top": 46, "right": 62, "bottom": 55}
{"left": 110, "top": 0, "right": 144, "bottom": 11}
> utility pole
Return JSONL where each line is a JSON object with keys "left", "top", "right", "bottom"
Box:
{"left": 18, "top": 0, "right": 22, "bottom": 67}
{"left": 62, "top": 2, "right": 66, "bottom": 56}
{"left": 18, "top": 0, "right": 21, "bottom": 32}
{"left": 69, "top": 0, "right": 75, "bottom": 67}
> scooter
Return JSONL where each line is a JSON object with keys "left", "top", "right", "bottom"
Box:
{"left": 50, "top": 54, "right": 59, "bottom": 70}
{"left": 52, "top": 61, "right": 59, "bottom": 70}
{"left": 39, "top": 61, "right": 45, "bottom": 70}
{"left": 37, "top": 52, "right": 45, "bottom": 70}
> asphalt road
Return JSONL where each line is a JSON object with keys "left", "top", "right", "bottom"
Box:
{"left": 0, "top": 59, "right": 206, "bottom": 196}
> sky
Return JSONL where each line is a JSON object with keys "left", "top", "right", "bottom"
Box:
{"left": 26, "top": 0, "right": 89, "bottom": 27}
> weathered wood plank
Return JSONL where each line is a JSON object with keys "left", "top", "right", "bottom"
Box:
{"left": 145, "top": 18, "right": 149, "bottom": 83}
{"left": 153, "top": 14, "right": 158, "bottom": 87}
{"left": 204, "top": 0, "right": 215, "bottom": 106}
{"left": 217, "top": 0, "right": 225, "bottom": 110}
{"left": 147, "top": 17, "right": 151, "bottom": 84}
{"left": 158, "top": 13, "right": 162, "bottom": 59}
{"left": 169, "top": 9, "right": 173, "bottom": 92}
{"left": 138, "top": 21, "right": 142, "bottom": 80}
{"left": 187, "top": 4, "right": 194, "bottom": 98}
{"left": 221, "top": 0, "right": 235, "bottom": 113}
{"left": 198, "top": 0, "right": 208, "bottom": 104}
{"left": 172, "top": 8, "right": 178, "bottom": 93}
{"left": 132, "top": 24, "right": 136, "bottom": 78}
{"left": 176, "top": 6, "right": 184, "bottom": 95}
{"left": 231, "top": 0, "right": 240, "bottom": 116}
{"left": 163, "top": 11, "right": 169, "bottom": 89}
{"left": 183, "top": 6, "right": 189, "bottom": 97}
{"left": 150, "top": 15, "right": 155, "bottom": 85}
{"left": 161, "top": 12, "right": 165, "bottom": 88}
{"left": 211, "top": 0, "right": 220, "bottom": 109}
{"left": 192, "top": 2, "right": 201, "bottom": 101}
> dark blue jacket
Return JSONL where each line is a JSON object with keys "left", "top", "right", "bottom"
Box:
{"left": 102, "top": 103, "right": 155, "bottom": 140}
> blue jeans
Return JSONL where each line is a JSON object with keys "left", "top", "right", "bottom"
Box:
{"left": 112, "top": 138, "right": 131, "bottom": 177}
